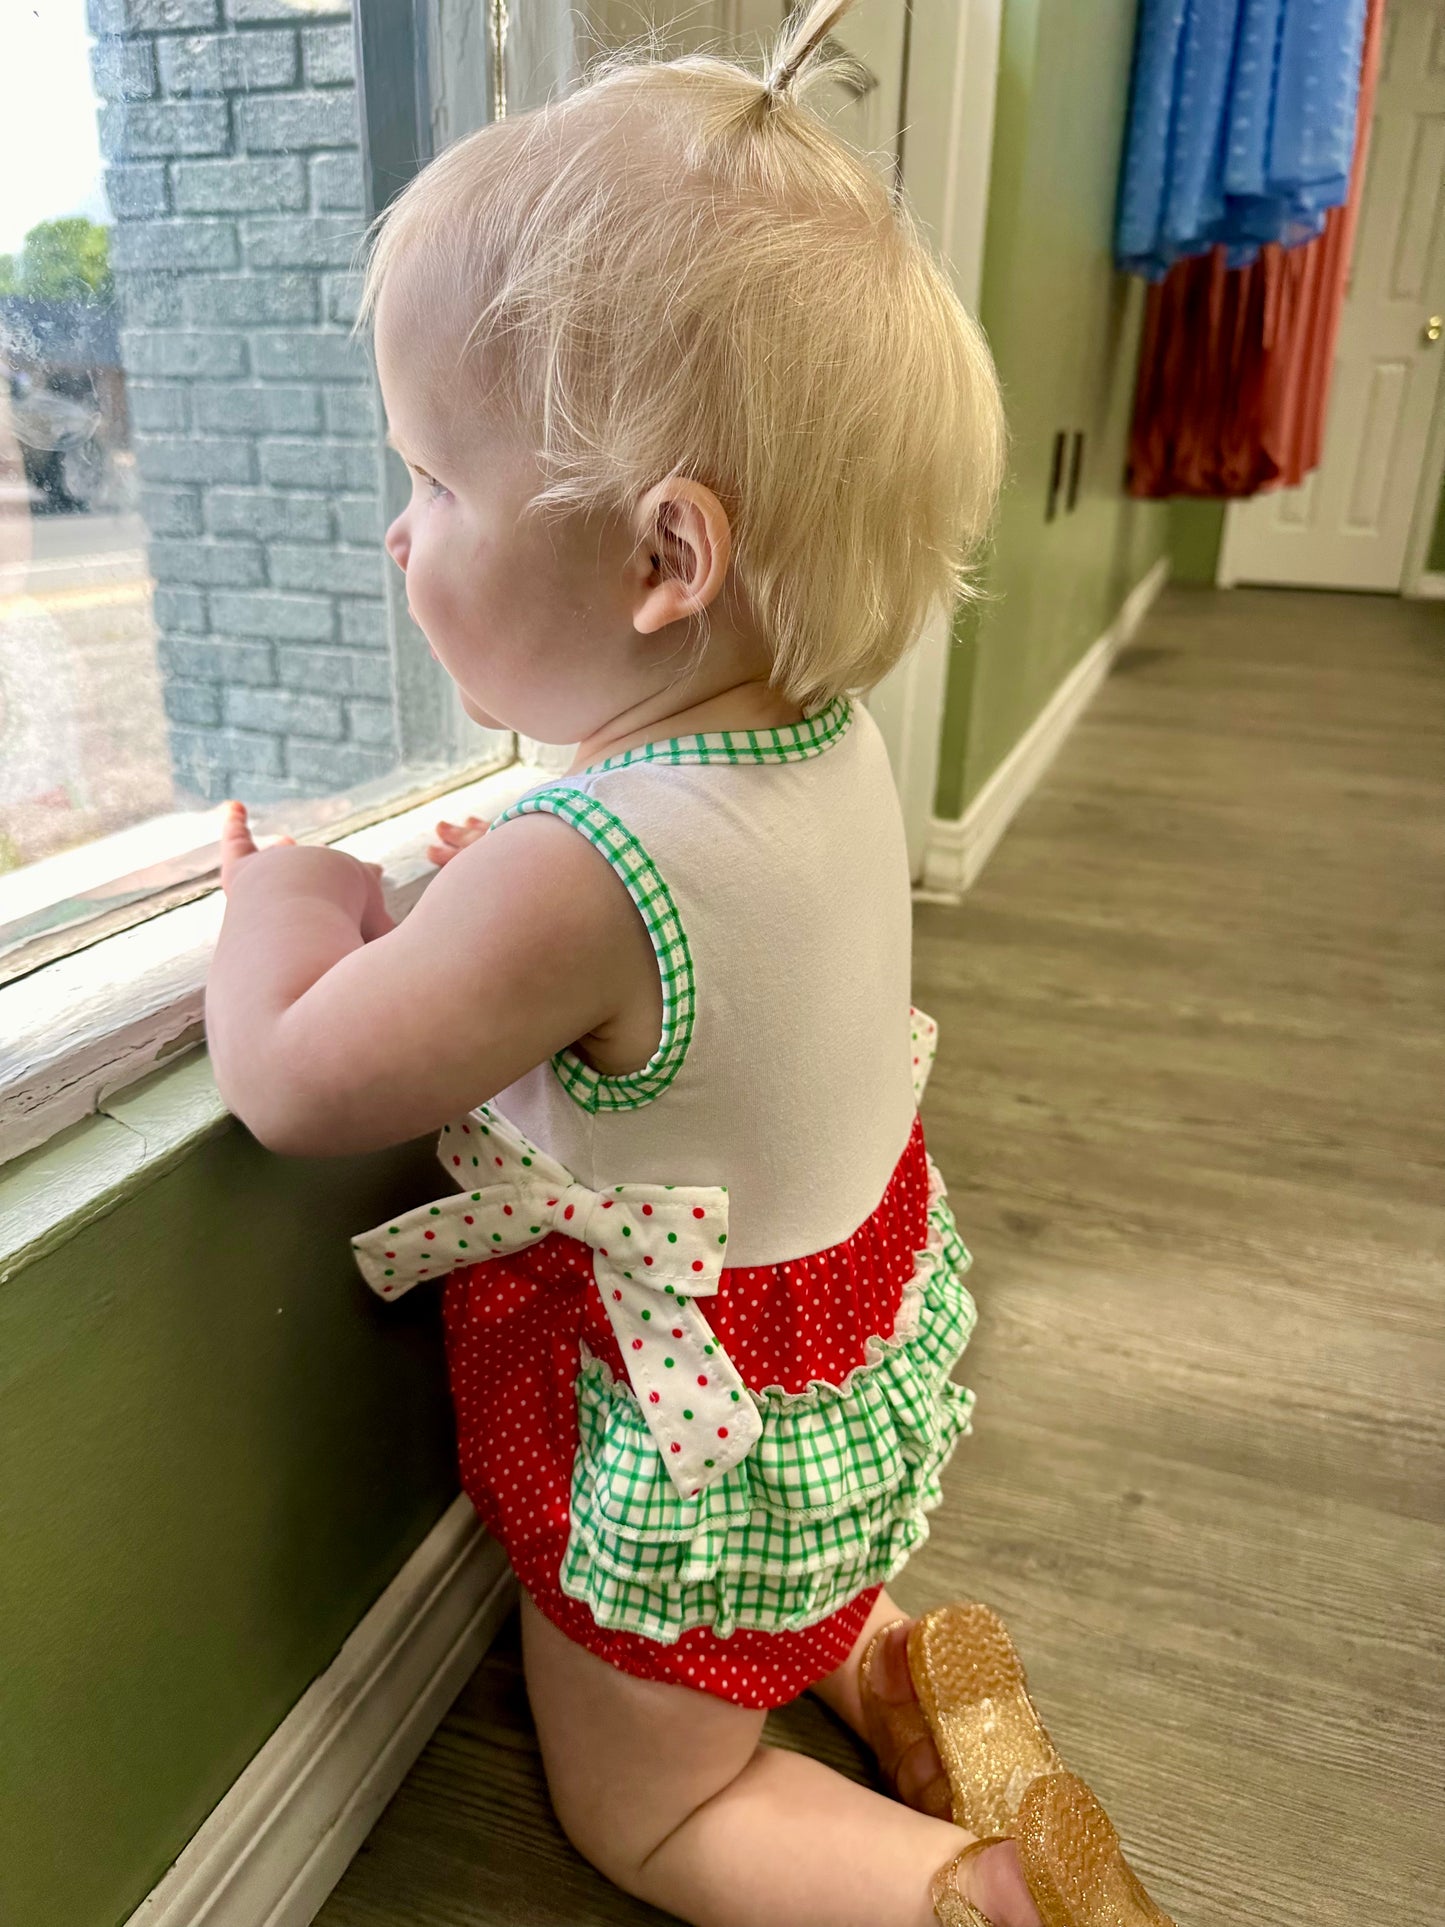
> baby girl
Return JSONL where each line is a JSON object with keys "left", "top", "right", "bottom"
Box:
{"left": 206, "top": 4, "right": 1176, "bottom": 1922}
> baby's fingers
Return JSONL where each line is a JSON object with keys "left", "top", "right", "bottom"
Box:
{"left": 427, "top": 815, "right": 488, "bottom": 867}
{"left": 435, "top": 814, "right": 486, "bottom": 840}
{"left": 219, "top": 798, "right": 296, "bottom": 891}
{"left": 221, "top": 798, "right": 257, "bottom": 855}
{"left": 217, "top": 797, "right": 258, "bottom": 886}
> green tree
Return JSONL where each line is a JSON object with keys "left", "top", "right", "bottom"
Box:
{"left": 0, "top": 218, "right": 113, "bottom": 302}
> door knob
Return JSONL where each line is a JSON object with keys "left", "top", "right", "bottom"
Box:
{"left": 1426, "top": 314, "right": 1443, "bottom": 344}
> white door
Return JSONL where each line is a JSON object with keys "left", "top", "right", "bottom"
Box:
{"left": 1220, "top": 0, "right": 1445, "bottom": 593}
{"left": 586, "top": 3, "right": 906, "bottom": 161}
{"left": 737, "top": 0, "right": 905, "bottom": 166}
{"left": 725, "top": 6, "right": 926, "bottom": 865}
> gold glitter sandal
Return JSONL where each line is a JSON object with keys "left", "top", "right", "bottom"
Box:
{"left": 931, "top": 1834, "right": 1012, "bottom": 1926}
{"left": 1010, "top": 1772, "right": 1174, "bottom": 1925}
{"left": 906, "top": 1603, "right": 1067, "bottom": 1836}
{"left": 932, "top": 1826, "right": 1009, "bottom": 1919}
{"left": 930, "top": 1779, "right": 1173, "bottom": 1926}
{"left": 857, "top": 1616, "right": 954, "bottom": 1821}
{"left": 910, "top": 1605, "right": 1176, "bottom": 1925}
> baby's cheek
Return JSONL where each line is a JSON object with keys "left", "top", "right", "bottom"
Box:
{"left": 413, "top": 581, "right": 473, "bottom": 680}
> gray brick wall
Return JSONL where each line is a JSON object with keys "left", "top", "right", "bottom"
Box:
{"left": 90, "top": 0, "right": 395, "bottom": 805}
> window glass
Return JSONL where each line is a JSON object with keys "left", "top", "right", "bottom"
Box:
{"left": 0, "top": 0, "right": 512, "bottom": 985}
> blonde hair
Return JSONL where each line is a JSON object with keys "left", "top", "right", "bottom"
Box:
{"left": 353, "top": 0, "right": 1005, "bottom": 710}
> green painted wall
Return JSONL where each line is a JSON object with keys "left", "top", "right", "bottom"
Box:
{"left": 0, "top": 1067, "right": 460, "bottom": 1927}
{"left": 1428, "top": 474, "right": 1445, "bottom": 572}
{"left": 1168, "top": 500, "right": 1226, "bottom": 583}
{"left": 934, "top": 0, "right": 1168, "bottom": 819}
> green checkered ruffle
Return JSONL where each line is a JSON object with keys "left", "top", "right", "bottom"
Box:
{"left": 557, "top": 1156, "right": 977, "bottom": 1642}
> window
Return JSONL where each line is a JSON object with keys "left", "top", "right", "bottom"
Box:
{"left": 0, "top": 3, "right": 884, "bottom": 990}
{"left": 0, "top": 0, "right": 534, "bottom": 991}
{"left": 0, "top": 0, "right": 940, "bottom": 1171}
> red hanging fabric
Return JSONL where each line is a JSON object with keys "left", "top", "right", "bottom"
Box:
{"left": 1125, "top": 0, "right": 1385, "bottom": 499}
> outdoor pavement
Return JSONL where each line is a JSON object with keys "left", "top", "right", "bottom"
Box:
{"left": 0, "top": 498, "right": 219, "bottom": 929}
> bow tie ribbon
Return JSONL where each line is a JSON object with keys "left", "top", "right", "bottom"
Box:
{"left": 350, "top": 1103, "right": 762, "bottom": 1500}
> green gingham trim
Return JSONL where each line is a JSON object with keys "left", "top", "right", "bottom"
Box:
{"left": 562, "top": 693, "right": 854, "bottom": 781}
{"left": 487, "top": 788, "right": 695, "bottom": 1113}
{"left": 557, "top": 1169, "right": 977, "bottom": 1641}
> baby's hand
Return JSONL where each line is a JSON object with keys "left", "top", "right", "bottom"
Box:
{"left": 217, "top": 793, "right": 296, "bottom": 890}
{"left": 216, "top": 801, "right": 393, "bottom": 944}
{"left": 426, "top": 815, "right": 489, "bottom": 868}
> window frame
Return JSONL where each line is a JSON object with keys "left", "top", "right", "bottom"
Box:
{"left": 0, "top": 752, "right": 566, "bottom": 1171}
{"left": 0, "top": 0, "right": 563, "bottom": 1171}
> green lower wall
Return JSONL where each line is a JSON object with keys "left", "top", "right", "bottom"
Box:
{"left": 934, "top": 0, "right": 1168, "bottom": 819}
{"left": 1429, "top": 475, "right": 1445, "bottom": 572}
{"left": 1167, "top": 500, "right": 1226, "bottom": 583}
{"left": 0, "top": 1090, "right": 460, "bottom": 1927}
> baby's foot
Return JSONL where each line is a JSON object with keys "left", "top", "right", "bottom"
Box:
{"left": 936, "top": 1837, "right": 1043, "bottom": 1927}
{"left": 426, "top": 814, "right": 488, "bottom": 867}
{"left": 860, "top": 1617, "right": 953, "bottom": 1821}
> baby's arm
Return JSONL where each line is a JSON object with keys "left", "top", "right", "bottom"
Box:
{"left": 206, "top": 806, "right": 646, "bottom": 1159}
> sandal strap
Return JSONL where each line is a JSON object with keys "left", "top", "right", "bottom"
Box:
{"left": 931, "top": 1836, "right": 1013, "bottom": 1926}
{"left": 858, "top": 1618, "right": 951, "bottom": 1819}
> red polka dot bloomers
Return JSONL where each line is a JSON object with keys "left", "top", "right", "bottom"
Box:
{"left": 351, "top": 1004, "right": 978, "bottom": 1710}
{"left": 349, "top": 698, "right": 979, "bottom": 1709}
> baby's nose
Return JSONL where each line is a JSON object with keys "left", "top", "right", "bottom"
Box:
{"left": 384, "top": 515, "right": 408, "bottom": 571}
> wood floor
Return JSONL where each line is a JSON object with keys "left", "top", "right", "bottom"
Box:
{"left": 313, "top": 586, "right": 1445, "bottom": 1927}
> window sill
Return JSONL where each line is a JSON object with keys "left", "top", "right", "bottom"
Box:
{"left": 0, "top": 757, "right": 561, "bottom": 1174}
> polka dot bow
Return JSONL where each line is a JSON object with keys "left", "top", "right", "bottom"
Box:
{"left": 910, "top": 1006, "right": 938, "bottom": 1106}
{"left": 350, "top": 1102, "right": 762, "bottom": 1501}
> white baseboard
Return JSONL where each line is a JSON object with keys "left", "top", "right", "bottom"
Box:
{"left": 917, "top": 555, "right": 1169, "bottom": 899}
{"left": 1406, "top": 570, "right": 1445, "bottom": 600}
{"left": 124, "top": 1496, "right": 516, "bottom": 1927}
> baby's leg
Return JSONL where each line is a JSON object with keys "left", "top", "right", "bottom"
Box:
{"left": 519, "top": 1590, "right": 1036, "bottom": 1927}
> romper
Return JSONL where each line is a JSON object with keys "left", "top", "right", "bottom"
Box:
{"left": 350, "top": 693, "right": 979, "bottom": 1710}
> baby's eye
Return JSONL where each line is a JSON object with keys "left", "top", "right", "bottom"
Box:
{"left": 413, "top": 467, "right": 450, "bottom": 502}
